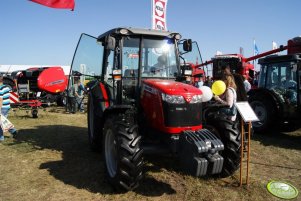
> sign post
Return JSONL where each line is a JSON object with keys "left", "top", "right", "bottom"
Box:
{"left": 234, "top": 101, "right": 259, "bottom": 187}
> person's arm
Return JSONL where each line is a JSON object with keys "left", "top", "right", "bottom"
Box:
{"left": 214, "top": 89, "right": 233, "bottom": 107}
{"left": 0, "top": 98, "right": 2, "bottom": 111}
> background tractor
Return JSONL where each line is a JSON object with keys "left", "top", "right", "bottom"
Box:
{"left": 248, "top": 36, "right": 301, "bottom": 132}
{"left": 70, "top": 28, "right": 242, "bottom": 191}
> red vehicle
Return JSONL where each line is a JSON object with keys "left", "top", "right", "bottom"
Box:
{"left": 197, "top": 45, "right": 290, "bottom": 87}
{"left": 8, "top": 67, "right": 67, "bottom": 117}
{"left": 69, "top": 28, "right": 242, "bottom": 191}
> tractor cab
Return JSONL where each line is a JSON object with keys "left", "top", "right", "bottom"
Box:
{"left": 255, "top": 54, "right": 301, "bottom": 115}
{"left": 202, "top": 54, "right": 255, "bottom": 85}
{"left": 71, "top": 28, "right": 189, "bottom": 105}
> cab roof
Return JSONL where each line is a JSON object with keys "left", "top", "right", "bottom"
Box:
{"left": 97, "top": 27, "right": 180, "bottom": 41}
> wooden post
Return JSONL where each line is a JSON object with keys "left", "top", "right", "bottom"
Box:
{"left": 240, "top": 119, "right": 245, "bottom": 187}
{"left": 246, "top": 121, "right": 251, "bottom": 185}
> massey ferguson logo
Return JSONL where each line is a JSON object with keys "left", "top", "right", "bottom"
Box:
{"left": 184, "top": 95, "right": 192, "bottom": 103}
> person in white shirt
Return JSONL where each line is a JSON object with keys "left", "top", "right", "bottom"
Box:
{"left": 243, "top": 75, "right": 251, "bottom": 92}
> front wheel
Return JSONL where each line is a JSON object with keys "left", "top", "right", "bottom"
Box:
{"left": 103, "top": 115, "right": 144, "bottom": 191}
{"left": 249, "top": 96, "right": 277, "bottom": 133}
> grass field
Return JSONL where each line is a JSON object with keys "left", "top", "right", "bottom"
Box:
{"left": 0, "top": 107, "right": 300, "bottom": 201}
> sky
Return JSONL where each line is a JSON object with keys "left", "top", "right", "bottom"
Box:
{"left": 0, "top": 0, "right": 300, "bottom": 66}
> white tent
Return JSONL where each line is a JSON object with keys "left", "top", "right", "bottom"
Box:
{"left": 0, "top": 65, "right": 71, "bottom": 75}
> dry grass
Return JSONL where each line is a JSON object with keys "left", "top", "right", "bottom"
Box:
{"left": 0, "top": 107, "right": 301, "bottom": 201}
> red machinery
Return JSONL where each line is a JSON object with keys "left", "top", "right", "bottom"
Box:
{"left": 65, "top": 28, "right": 242, "bottom": 191}
{"left": 196, "top": 45, "right": 290, "bottom": 86}
{"left": 9, "top": 67, "right": 67, "bottom": 117}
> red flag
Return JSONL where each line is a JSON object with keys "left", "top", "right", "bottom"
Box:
{"left": 29, "top": 0, "right": 75, "bottom": 10}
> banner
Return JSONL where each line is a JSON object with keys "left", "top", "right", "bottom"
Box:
{"left": 29, "top": 0, "right": 75, "bottom": 10}
{"left": 254, "top": 40, "right": 259, "bottom": 56}
{"left": 152, "top": 0, "right": 168, "bottom": 30}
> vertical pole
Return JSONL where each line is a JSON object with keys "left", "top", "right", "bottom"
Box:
{"left": 240, "top": 119, "right": 245, "bottom": 186}
{"left": 246, "top": 121, "right": 252, "bottom": 185}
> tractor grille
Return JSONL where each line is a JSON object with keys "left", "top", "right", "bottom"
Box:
{"left": 162, "top": 102, "right": 202, "bottom": 127}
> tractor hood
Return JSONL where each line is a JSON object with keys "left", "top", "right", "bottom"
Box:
{"left": 142, "top": 79, "right": 202, "bottom": 102}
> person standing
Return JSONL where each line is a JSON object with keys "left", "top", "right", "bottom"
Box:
{"left": 67, "top": 81, "right": 77, "bottom": 114}
{"left": 0, "top": 75, "right": 17, "bottom": 141}
{"left": 243, "top": 75, "right": 251, "bottom": 93}
{"left": 74, "top": 78, "right": 86, "bottom": 113}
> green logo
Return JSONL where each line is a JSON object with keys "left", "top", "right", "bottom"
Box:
{"left": 267, "top": 181, "right": 299, "bottom": 199}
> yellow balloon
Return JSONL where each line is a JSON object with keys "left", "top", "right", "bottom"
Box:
{"left": 211, "top": 80, "right": 226, "bottom": 95}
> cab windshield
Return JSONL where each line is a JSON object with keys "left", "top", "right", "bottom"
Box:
{"left": 259, "top": 62, "right": 298, "bottom": 104}
{"left": 122, "top": 36, "right": 178, "bottom": 79}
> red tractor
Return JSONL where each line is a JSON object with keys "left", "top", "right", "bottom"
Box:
{"left": 69, "top": 28, "right": 242, "bottom": 191}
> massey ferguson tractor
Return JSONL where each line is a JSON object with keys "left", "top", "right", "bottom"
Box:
{"left": 248, "top": 36, "right": 301, "bottom": 132}
{"left": 70, "top": 28, "right": 241, "bottom": 191}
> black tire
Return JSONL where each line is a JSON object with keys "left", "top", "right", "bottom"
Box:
{"left": 103, "top": 114, "right": 144, "bottom": 191}
{"left": 87, "top": 94, "right": 102, "bottom": 152}
{"left": 249, "top": 95, "right": 277, "bottom": 133}
{"left": 32, "top": 109, "right": 38, "bottom": 118}
{"left": 56, "top": 94, "right": 67, "bottom": 107}
{"left": 205, "top": 115, "right": 241, "bottom": 177}
{"left": 3, "top": 78, "right": 16, "bottom": 92}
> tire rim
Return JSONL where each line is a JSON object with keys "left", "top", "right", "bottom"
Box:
{"left": 88, "top": 98, "right": 94, "bottom": 141}
{"left": 250, "top": 101, "right": 267, "bottom": 128}
{"left": 105, "top": 129, "right": 117, "bottom": 177}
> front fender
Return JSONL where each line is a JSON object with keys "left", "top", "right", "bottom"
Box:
{"left": 248, "top": 88, "right": 283, "bottom": 118}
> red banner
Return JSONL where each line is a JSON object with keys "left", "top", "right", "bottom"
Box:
{"left": 29, "top": 0, "right": 75, "bottom": 10}
{"left": 152, "top": 0, "right": 168, "bottom": 30}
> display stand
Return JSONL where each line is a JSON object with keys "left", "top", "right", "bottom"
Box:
{"left": 234, "top": 102, "right": 259, "bottom": 187}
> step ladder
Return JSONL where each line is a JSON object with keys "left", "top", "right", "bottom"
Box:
{"left": 240, "top": 120, "right": 252, "bottom": 186}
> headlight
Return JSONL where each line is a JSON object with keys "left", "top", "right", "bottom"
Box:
{"left": 161, "top": 93, "right": 185, "bottom": 104}
{"left": 190, "top": 95, "right": 202, "bottom": 103}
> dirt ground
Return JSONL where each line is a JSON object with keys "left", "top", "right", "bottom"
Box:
{"left": 0, "top": 107, "right": 300, "bottom": 201}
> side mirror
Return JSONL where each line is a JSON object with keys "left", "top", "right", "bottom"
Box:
{"left": 105, "top": 36, "right": 115, "bottom": 50}
{"left": 183, "top": 39, "right": 192, "bottom": 52}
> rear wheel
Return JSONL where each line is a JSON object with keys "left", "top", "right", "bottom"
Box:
{"left": 103, "top": 114, "right": 143, "bottom": 191}
{"left": 205, "top": 115, "right": 241, "bottom": 177}
{"left": 249, "top": 96, "right": 277, "bottom": 133}
{"left": 87, "top": 94, "right": 102, "bottom": 152}
{"left": 32, "top": 108, "right": 38, "bottom": 118}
